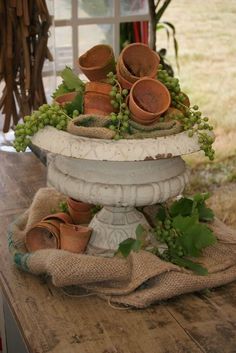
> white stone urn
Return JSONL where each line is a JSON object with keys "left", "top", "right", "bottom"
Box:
{"left": 32, "top": 127, "right": 201, "bottom": 256}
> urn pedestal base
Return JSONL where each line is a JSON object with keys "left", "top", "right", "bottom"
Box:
{"left": 87, "top": 206, "right": 149, "bottom": 256}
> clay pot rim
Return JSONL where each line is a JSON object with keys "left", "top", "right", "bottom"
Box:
{"left": 43, "top": 212, "right": 73, "bottom": 223}
{"left": 78, "top": 44, "right": 114, "bottom": 71}
{"left": 54, "top": 91, "right": 78, "bottom": 105}
{"left": 25, "top": 221, "right": 60, "bottom": 251}
{"left": 130, "top": 114, "right": 158, "bottom": 125}
{"left": 85, "top": 81, "right": 113, "bottom": 95}
{"left": 130, "top": 77, "right": 171, "bottom": 117}
{"left": 119, "top": 43, "right": 160, "bottom": 81}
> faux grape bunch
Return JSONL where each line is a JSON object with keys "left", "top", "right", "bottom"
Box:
{"left": 13, "top": 104, "right": 69, "bottom": 152}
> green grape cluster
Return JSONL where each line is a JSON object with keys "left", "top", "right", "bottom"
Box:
{"left": 157, "top": 65, "right": 215, "bottom": 161}
{"left": 14, "top": 104, "right": 70, "bottom": 152}
{"left": 155, "top": 218, "right": 185, "bottom": 261}
{"left": 107, "top": 72, "right": 130, "bottom": 140}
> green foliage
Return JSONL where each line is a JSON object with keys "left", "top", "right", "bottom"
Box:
{"left": 13, "top": 104, "right": 70, "bottom": 152}
{"left": 117, "top": 224, "right": 147, "bottom": 257}
{"left": 106, "top": 72, "right": 130, "bottom": 140}
{"left": 58, "top": 201, "right": 69, "bottom": 214}
{"left": 118, "top": 193, "right": 217, "bottom": 276}
{"left": 64, "top": 94, "right": 84, "bottom": 116}
{"left": 157, "top": 66, "right": 215, "bottom": 161}
{"left": 52, "top": 67, "right": 85, "bottom": 98}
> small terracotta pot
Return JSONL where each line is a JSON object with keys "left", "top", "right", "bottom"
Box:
{"left": 84, "top": 82, "right": 115, "bottom": 116}
{"left": 78, "top": 44, "right": 115, "bottom": 82}
{"left": 164, "top": 107, "right": 184, "bottom": 120}
{"left": 117, "top": 43, "right": 160, "bottom": 85}
{"left": 54, "top": 92, "right": 78, "bottom": 106}
{"left": 85, "top": 82, "right": 112, "bottom": 95}
{"left": 67, "top": 197, "right": 94, "bottom": 224}
{"left": 129, "top": 77, "right": 171, "bottom": 124}
{"left": 67, "top": 198, "right": 93, "bottom": 212}
{"left": 116, "top": 64, "right": 132, "bottom": 90}
{"left": 60, "top": 223, "right": 92, "bottom": 253}
{"left": 25, "top": 221, "right": 60, "bottom": 252}
{"left": 130, "top": 113, "right": 158, "bottom": 126}
{"left": 43, "top": 212, "right": 73, "bottom": 224}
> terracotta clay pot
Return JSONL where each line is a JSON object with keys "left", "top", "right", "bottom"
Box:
{"left": 43, "top": 212, "right": 73, "bottom": 224}
{"left": 129, "top": 77, "right": 171, "bottom": 124}
{"left": 164, "top": 107, "right": 184, "bottom": 120}
{"left": 116, "top": 64, "right": 132, "bottom": 90}
{"left": 130, "top": 113, "right": 157, "bottom": 126}
{"left": 117, "top": 43, "right": 160, "bottom": 86}
{"left": 78, "top": 44, "right": 115, "bottom": 82}
{"left": 42, "top": 213, "right": 73, "bottom": 233}
{"left": 84, "top": 81, "right": 114, "bottom": 116}
{"left": 60, "top": 223, "right": 92, "bottom": 253}
{"left": 67, "top": 197, "right": 94, "bottom": 225}
{"left": 25, "top": 221, "right": 60, "bottom": 252}
{"left": 182, "top": 92, "right": 190, "bottom": 107}
{"left": 67, "top": 198, "right": 93, "bottom": 212}
{"left": 54, "top": 92, "right": 78, "bottom": 106}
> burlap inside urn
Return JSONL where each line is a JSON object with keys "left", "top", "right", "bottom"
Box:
{"left": 8, "top": 187, "right": 236, "bottom": 308}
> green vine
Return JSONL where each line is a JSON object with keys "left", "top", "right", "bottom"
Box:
{"left": 157, "top": 65, "right": 215, "bottom": 160}
{"left": 117, "top": 193, "right": 217, "bottom": 275}
{"left": 106, "top": 72, "right": 130, "bottom": 140}
{"left": 13, "top": 104, "right": 71, "bottom": 152}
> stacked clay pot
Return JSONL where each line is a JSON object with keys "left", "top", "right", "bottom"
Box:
{"left": 83, "top": 82, "right": 114, "bottom": 116}
{"left": 67, "top": 197, "right": 94, "bottom": 225}
{"left": 25, "top": 199, "right": 94, "bottom": 254}
{"left": 128, "top": 77, "right": 171, "bottom": 125}
{"left": 78, "top": 44, "right": 115, "bottom": 82}
{"left": 116, "top": 43, "right": 160, "bottom": 89}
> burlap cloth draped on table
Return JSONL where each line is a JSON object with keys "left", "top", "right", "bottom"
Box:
{"left": 8, "top": 188, "right": 236, "bottom": 308}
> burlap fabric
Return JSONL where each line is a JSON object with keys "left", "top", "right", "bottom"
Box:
{"left": 8, "top": 187, "right": 236, "bottom": 308}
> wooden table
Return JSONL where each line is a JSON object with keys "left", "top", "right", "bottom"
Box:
{"left": 0, "top": 151, "right": 236, "bottom": 353}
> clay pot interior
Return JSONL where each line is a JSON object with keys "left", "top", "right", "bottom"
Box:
{"left": 25, "top": 221, "right": 60, "bottom": 252}
{"left": 60, "top": 223, "right": 92, "bottom": 253}
{"left": 54, "top": 92, "right": 78, "bottom": 106}
{"left": 78, "top": 44, "right": 115, "bottom": 81}
{"left": 131, "top": 78, "right": 170, "bottom": 114}
{"left": 120, "top": 43, "right": 160, "bottom": 80}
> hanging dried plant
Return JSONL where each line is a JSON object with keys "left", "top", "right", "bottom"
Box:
{"left": 0, "top": 0, "right": 53, "bottom": 132}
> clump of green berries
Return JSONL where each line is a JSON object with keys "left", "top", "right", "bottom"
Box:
{"left": 157, "top": 65, "right": 215, "bottom": 161}
{"left": 13, "top": 104, "right": 70, "bottom": 152}
{"left": 107, "top": 72, "right": 130, "bottom": 140}
{"left": 154, "top": 218, "right": 185, "bottom": 261}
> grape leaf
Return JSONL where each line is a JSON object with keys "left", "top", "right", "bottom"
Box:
{"left": 172, "top": 256, "right": 208, "bottom": 276}
{"left": 156, "top": 205, "right": 167, "bottom": 222}
{"left": 52, "top": 82, "right": 72, "bottom": 98}
{"left": 169, "top": 198, "right": 193, "bottom": 217}
{"left": 61, "top": 66, "right": 84, "bottom": 91}
{"left": 197, "top": 202, "right": 214, "bottom": 222}
{"left": 173, "top": 215, "right": 217, "bottom": 257}
{"left": 117, "top": 238, "right": 136, "bottom": 257}
{"left": 65, "top": 94, "right": 83, "bottom": 116}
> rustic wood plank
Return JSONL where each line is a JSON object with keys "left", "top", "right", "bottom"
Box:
{"left": 0, "top": 151, "right": 236, "bottom": 353}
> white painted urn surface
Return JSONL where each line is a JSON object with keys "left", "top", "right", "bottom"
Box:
{"left": 31, "top": 127, "right": 199, "bottom": 255}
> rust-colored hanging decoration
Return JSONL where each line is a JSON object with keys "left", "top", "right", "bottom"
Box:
{"left": 0, "top": 0, "right": 53, "bottom": 132}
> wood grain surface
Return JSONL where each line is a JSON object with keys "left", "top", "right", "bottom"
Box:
{"left": 0, "top": 151, "right": 236, "bottom": 353}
